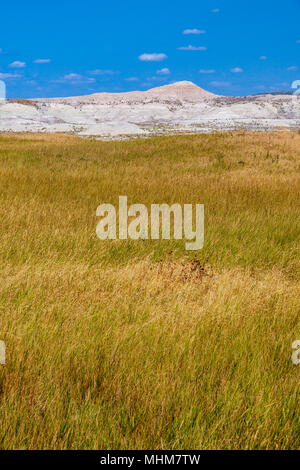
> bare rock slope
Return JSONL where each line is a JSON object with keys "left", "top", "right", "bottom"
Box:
{"left": 0, "top": 81, "right": 299, "bottom": 137}
{"left": 38, "top": 81, "right": 216, "bottom": 105}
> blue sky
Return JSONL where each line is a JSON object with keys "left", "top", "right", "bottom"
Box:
{"left": 0, "top": 0, "right": 299, "bottom": 98}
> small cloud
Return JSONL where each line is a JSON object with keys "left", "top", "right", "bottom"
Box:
{"left": 138, "top": 53, "right": 167, "bottom": 61}
{"left": 0, "top": 48, "right": 2, "bottom": 54}
{"left": 157, "top": 68, "right": 170, "bottom": 75}
{"left": 33, "top": 59, "right": 51, "bottom": 64}
{"left": 89, "top": 69, "right": 117, "bottom": 75}
{"left": 125, "top": 77, "right": 139, "bottom": 82}
{"left": 52, "top": 73, "right": 95, "bottom": 84}
{"left": 211, "top": 8, "right": 220, "bottom": 13}
{"left": 287, "top": 66, "right": 298, "bottom": 71}
{"left": 64, "top": 73, "right": 82, "bottom": 80}
{"left": 296, "top": 40, "right": 300, "bottom": 44}
{"left": 260, "top": 56, "right": 267, "bottom": 60}
{"left": 230, "top": 67, "right": 243, "bottom": 73}
{"left": 9, "top": 61, "right": 26, "bottom": 68}
{"left": 0, "top": 72, "right": 22, "bottom": 79}
{"left": 183, "top": 29, "right": 206, "bottom": 35}
{"left": 210, "top": 80, "right": 230, "bottom": 87}
{"left": 177, "top": 45, "right": 207, "bottom": 51}
{"left": 199, "top": 69, "right": 215, "bottom": 74}
{"left": 147, "top": 76, "right": 169, "bottom": 82}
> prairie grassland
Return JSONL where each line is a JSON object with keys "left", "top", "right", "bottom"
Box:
{"left": 0, "top": 132, "right": 299, "bottom": 449}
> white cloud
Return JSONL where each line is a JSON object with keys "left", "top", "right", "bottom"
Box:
{"left": 89, "top": 69, "right": 117, "bottom": 75}
{"left": 157, "top": 68, "right": 170, "bottom": 75}
{"left": 52, "top": 73, "right": 95, "bottom": 84}
{"left": 183, "top": 29, "right": 206, "bottom": 35}
{"left": 125, "top": 77, "right": 139, "bottom": 81}
{"left": 9, "top": 61, "right": 26, "bottom": 68}
{"left": 64, "top": 73, "right": 82, "bottom": 80}
{"left": 230, "top": 67, "right": 243, "bottom": 73}
{"left": 147, "top": 76, "right": 169, "bottom": 82}
{"left": 0, "top": 73, "right": 22, "bottom": 79}
{"left": 199, "top": 69, "right": 215, "bottom": 74}
{"left": 287, "top": 66, "right": 298, "bottom": 71}
{"left": 211, "top": 8, "right": 220, "bottom": 13}
{"left": 33, "top": 59, "right": 51, "bottom": 64}
{"left": 138, "top": 53, "right": 167, "bottom": 61}
{"left": 177, "top": 45, "right": 207, "bottom": 51}
{"left": 260, "top": 56, "right": 267, "bottom": 60}
{"left": 210, "top": 80, "right": 230, "bottom": 87}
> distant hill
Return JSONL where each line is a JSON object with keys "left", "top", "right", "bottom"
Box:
{"left": 1, "top": 81, "right": 299, "bottom": 137}
{"left": 253, "top": 91, "right": 294, "bottom": 96}
{"left": 35, "top": 81, "right": 217, "bottom": 104}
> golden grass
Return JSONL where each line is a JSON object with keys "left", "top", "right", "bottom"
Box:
{"left": 0, "top": 131, "right": 299, "bottom": 449}
{"left": 6, "top": 99, "right": 38, "bottom": 108}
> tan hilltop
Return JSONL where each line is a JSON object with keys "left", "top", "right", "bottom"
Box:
{"left": 36, "top": 81, "right": 217, "bottom": 104}
{"left": 144, "top": 81, "right": 216, "bottom": 100}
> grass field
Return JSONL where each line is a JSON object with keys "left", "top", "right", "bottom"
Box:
{"left": 0, "top": 131, "right": 299, "bottom": 449}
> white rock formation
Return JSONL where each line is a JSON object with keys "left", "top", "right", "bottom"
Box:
{"left": 0, "top": 81, "right": 299, "bottom": 137}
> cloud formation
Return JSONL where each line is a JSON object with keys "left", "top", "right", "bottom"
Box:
{"left": 156, "top": 68, "right": 170, "bottom": 75}
{"left": 260, "top": 56, "right": 267, "bottom": 60}
{"left": 230, "top": 67, "right": 243, "bottom": 73}
{"left": 211, "top": 8, "right": 220, "bottom": 13}
{"left": 9, "top": 61, "right": 26, "bottom": 68}
{"left": 210, "top": 80, "right": 230, "bottom": 87}
{"left": 64, "top": 73, "right": 82, "bottom": 80}
{"left": 33, "top": 59, "right": 51, "bottom": 64}
{"left": 89, "top": 69, "right": 117, "bottom": 75}
{"left": 147, "top": 76, "right": 169, "bottom": 82}
{"left": 199, "top": 69, "right": 215, "bottom": 74}
{"left": 138, "top": 53, "right": 167, "bottom": 61}
{"left": 0, "top": 73, "right": 22, "bottom": 79}
{"left": 52, "top": 73, "right": 95, "bottom": 84}
{"left": 177, "top": 45, "right": 207, "bottom": 51}
{"left": 183, "top": 29, "right": 206, "bottom": 35}
{"left": 287, "top": 66, "right": 298, "bottom": 71}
